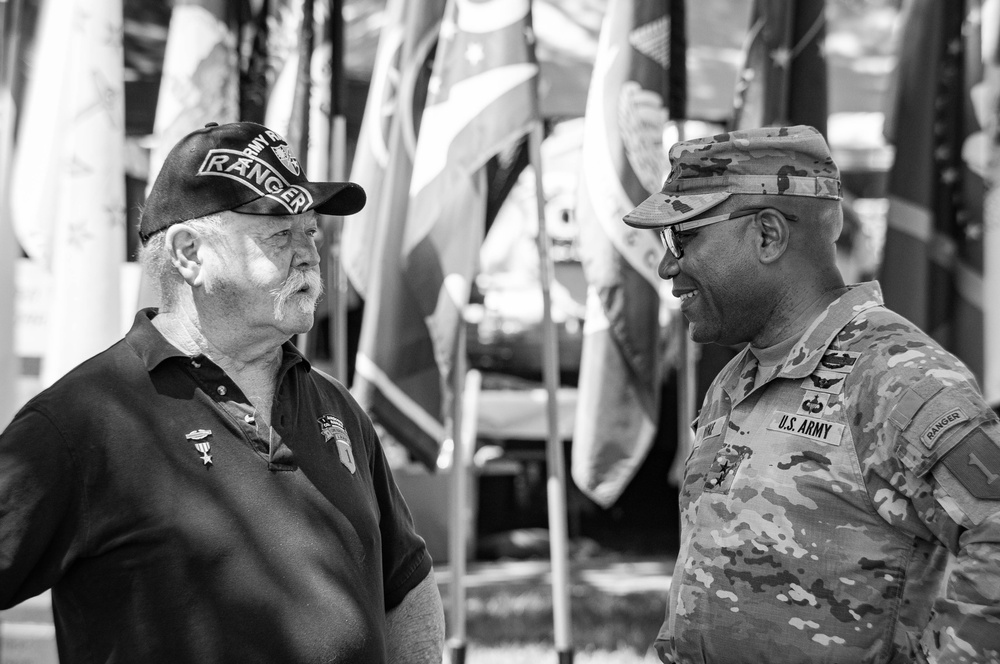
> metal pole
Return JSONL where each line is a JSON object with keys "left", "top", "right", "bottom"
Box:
{"left": 527, "top": 121, "right": 573, "bottom": 663}
{"left": 326, "top": 0, "right": 349, "bottom": 383}
{"left": 0, "top": 0, "right": 24, "bottom": 427}
{"left": 447, "top": 331, "right": 477, "bottom": 664}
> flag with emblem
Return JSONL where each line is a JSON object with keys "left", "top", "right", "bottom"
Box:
{"left": 571, "top": 0, "right": 684, "bottom": 508}
{"left": 147, "top": 0, "right": 240, "bottom": 194}
{"left": 10, "top": 0, "right": 126, "bottom": 386}
{"left": 341, "top": 0, "right": 439, "bottom": 298}
{"left": 352, "top": 0, "right": 538, "bottom": 466}
{"left": 880, "top": 0, "right": 987, "bottom": 394}
{"left": 347, "top": 0, "right": 446, "bottom": 466}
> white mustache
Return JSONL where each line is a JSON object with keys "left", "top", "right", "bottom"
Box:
{"left": 270, "top": 269, "right": 324, "bottom": 320}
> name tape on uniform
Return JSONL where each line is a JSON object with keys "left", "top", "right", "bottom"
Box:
{"left": 768, "top": 411, "right": 844, "bottom": 446}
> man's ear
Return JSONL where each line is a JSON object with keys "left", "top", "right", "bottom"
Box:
{"left": 755, "top": 208, "right": 789, "bottom": 264}
{"left": 165, "top": 224, "right": 206, "bottom": 287}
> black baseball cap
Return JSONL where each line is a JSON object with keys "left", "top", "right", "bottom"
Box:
{"left": 139, "top": 121, "right": 367, "bottom": 243}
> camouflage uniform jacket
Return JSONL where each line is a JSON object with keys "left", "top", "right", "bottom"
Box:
{"left": 655, "top": 281, "right": 1000, "bottom": 664}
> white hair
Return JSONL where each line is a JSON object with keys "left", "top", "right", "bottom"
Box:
{"left": 137, "top": 213, "right": 225, "bottom": 309}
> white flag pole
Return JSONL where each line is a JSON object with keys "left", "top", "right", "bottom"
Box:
{"left": 527, "top": 120, "right": 574, "bottom": 662}
{"left": 447, "top": 329, "right": 479, "bottom": 664}
{"left": 0, "top": 0, "right": 24, "bottom": 427}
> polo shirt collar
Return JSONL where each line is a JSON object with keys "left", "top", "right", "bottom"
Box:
{"left": 125, "top": 308, "right": 311, "bottom": 373}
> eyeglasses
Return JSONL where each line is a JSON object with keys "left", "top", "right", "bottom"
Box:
{"left": 657, "top": 207, "right": 798, "bottom": 259}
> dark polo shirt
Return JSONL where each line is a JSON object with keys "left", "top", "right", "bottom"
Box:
{"left": 0, "top": 309, "right": 432, "bottom": 664}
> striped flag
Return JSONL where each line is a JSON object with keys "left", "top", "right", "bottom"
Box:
{"left": 347, "top": 0, "right": 446, "bottom": 465}
{"left": 10, "top": 0, "right": 126, "bottom": 386}
{"left": 571, "top": 0, "right": 682, "bottom": 508}
{"left": 341, "top": 0, "right": 429, "bottom": 299}
{"left": 352, "top": 0, "right": 539, "bottom": 465}
{"left": 880, "top": 0, "right": 987, "bottom": 392}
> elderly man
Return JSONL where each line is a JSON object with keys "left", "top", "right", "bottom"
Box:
{"left": 0, "top": 122, "right": 445, "bottom": 663}
{"left": 625, "top": 125, "right": 1000, "bottom": 664}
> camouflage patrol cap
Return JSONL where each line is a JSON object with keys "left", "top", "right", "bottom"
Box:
{"left": 623, "top": 125, "right": 842, "bottom": 229}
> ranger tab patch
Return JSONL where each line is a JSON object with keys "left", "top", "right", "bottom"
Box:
{"left": 921, "top": 407, "right": 968, "bottom": 448}
{"left": 768, "top": 411, "right": 844, "bottom": 446}
{"left": 941, "top": 429, "right": 1000, "bottom": 500}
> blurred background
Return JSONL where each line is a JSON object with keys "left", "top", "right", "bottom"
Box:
{"left": 1, "top": 0, "right": 998, "bottom": 660}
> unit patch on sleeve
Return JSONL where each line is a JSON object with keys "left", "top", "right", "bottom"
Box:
{"left": 921, "top": 407, "right": 968, "bottom": 449}
{"left": 940, "top": 429, "right": 1000, "bottom": 500}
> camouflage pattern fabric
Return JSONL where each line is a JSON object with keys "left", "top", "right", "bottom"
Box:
{"left": 655, "top": 281, "right": 1000, "bottom": 664}
{"left": 625, "top": 125, "right": 843, "bottom": 229}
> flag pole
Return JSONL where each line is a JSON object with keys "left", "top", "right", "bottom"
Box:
{"left": 0, "top": 0, "right": 24, "bottom": 427}
{"left": 327, "top": 0, "right": 349, "bottom": 383}
{"left": 528, "top": 120, "right": 574, "bottom": 663}
{"left": 446, "top": 345, "right": 478, "bottom": 664}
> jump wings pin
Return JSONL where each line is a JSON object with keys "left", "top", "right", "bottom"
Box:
{"left": 186, "top": 429, "right": 214, "bottom": 466}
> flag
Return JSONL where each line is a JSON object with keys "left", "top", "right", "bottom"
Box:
{"left": 147, "top": 0, "right": 239, "bottom": 194}
{"left": 352, "top": 0, "right": 539, "bottom": 466}
{"left": 571, "top": 0, "right": 684, "bottom": 508}
{"left": 881, "top": 0, "right": 987, "bottom": 393}
{"left": 138, "top": 0, "right": 239, "bottom": 309}
{"left": 342, "top": 0, "right": 438, "bottom": 299}
{"left": 984, "top": 0, "right": 1000, "bottom": 406}
{"left": 734, "top": 0, "right": 828, "bottom": 132}
{"left": 10, "top": 0, "right": 126, "bottom": 386}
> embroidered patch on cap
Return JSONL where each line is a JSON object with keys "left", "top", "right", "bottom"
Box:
{"left": 196, "top": 148, "right": 315, "bottom": 215}
{"left": 920, "top": 407, "right": 968, "bottom": 448}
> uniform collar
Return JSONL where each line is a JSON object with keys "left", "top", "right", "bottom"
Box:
{"left": 125, "top": 308, "right": 311, "bottom": 373}
{"left": 726, "top": 282, "right": 884, "bottom": 399}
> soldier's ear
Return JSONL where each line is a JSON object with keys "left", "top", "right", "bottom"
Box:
{"left": 755, "top": 208, "right": 789, "bottom": 264}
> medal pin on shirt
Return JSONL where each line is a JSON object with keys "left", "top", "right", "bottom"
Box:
{"left": 186, "top": 429, "right": 213, "bottom": 466}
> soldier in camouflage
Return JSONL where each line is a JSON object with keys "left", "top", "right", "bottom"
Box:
{"left": 624, "top": 125, "right": 1000, "bottom": 663}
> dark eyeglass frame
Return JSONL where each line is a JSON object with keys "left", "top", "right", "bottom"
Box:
{"left": 657, "top": 207, "right": 799, "bottom": 259}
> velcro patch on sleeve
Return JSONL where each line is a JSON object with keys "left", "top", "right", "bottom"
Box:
{"left": 940, "top": 429, "right": 1000, "bottom": 500}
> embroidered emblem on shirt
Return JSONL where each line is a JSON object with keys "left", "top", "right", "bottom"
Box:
{"left": 802, "top": 370, "right": 846, "bottom": 394}
{"left": 318, "top": 415, "right": 356, "bottom": 474}
{"left": 186, "top": 430, "right": 213, "bottom": 466}
{"left": 921, "top": 407, "right": 968, "bottom": 448}
{"left": 941, "top": 429, "right": 1000, "bottom": 500}
{"left": 705, "top": 444, "right": 752, "bottom": 493}
{"left": 767, "top": 411, "right": 844, "bottom": 446}
{"left": 797, "top": 391, "right": 832, "bottom": 416}
{"left": 699, "top": 416, "right": 727, "bottom": 441}
{"left": 819, "top": 350, "right": 861, "bottom": 374}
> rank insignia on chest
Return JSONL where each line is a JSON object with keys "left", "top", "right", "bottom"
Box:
{"left": 318, "top": 415, "right": 356, "bottom": 474}
{"left": 185, "top": 429, "right": 214, "bottom": 466}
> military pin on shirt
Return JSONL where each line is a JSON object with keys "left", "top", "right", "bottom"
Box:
{"left": 318, "top": 415, "right": 356, "bottom": 474}
{"left": 186, "top": 429, "right": 213, "bottom": 466}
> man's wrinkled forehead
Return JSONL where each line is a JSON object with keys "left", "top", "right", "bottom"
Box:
{"left": 228, "top": 210, "right": 321, "bottom": 234}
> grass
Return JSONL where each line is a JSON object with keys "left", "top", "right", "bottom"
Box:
{"left": 442, "top": 579, "right": 666, "bottom": 663}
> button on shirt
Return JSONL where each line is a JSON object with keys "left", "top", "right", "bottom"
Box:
{"left": 655, "top": 282, "right": 1000, "bottom": 664}
{"left": 0, "top": 309, "right": 432, "bottom": 664}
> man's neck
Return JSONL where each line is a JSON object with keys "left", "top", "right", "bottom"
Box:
{"left": 152, "top": 309, "right": 284, "bottom": 392}
{"left": 754, "top": 283, "right": 848, "bottom": 349}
